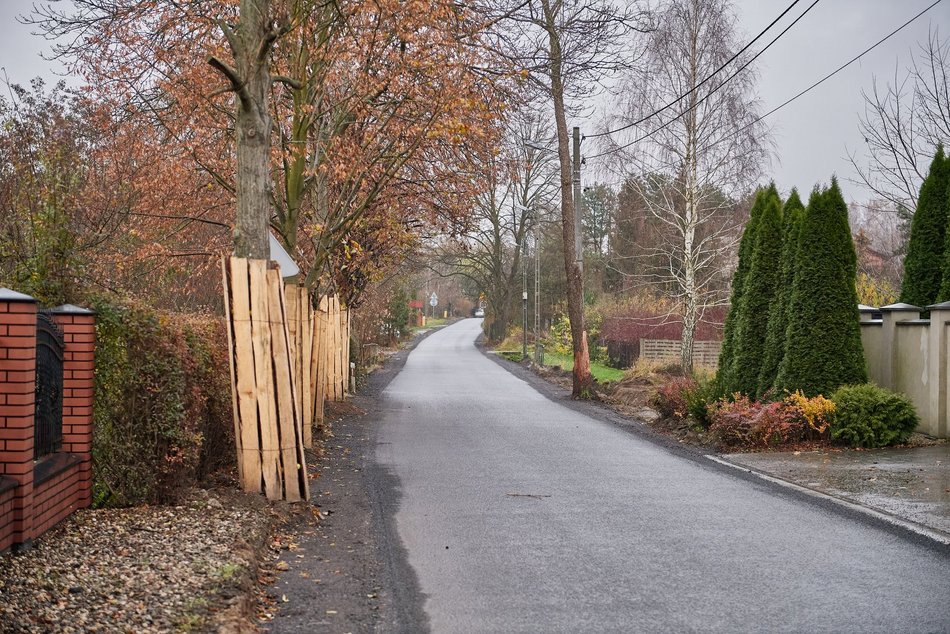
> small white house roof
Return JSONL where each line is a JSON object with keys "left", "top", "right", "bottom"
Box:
{"left": 269, "top": 234, "right": 300, "bottom": 278}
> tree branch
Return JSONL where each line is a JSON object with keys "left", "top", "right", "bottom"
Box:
{"left": 208, "top": 55, "right": 251, "bottom": 107}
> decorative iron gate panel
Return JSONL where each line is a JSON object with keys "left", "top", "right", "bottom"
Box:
{"left": 34, "top": 312, "right": 64, "bottom": 459}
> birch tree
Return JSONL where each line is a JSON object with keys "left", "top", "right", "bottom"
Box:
{"left": 608, "top": 0, "right": 768, "bottom": 370}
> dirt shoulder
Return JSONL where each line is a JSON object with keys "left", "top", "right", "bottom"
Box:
{"left": 262, "top": 330, "right": 437, "bottom": 634}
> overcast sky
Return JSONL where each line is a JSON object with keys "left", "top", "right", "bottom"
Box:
{"left": 0, "top": 0, "right": 947, "bottom": 203}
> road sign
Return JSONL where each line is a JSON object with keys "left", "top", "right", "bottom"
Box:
{"left": 429, "top": 292, "right": 438, "bottom": 307}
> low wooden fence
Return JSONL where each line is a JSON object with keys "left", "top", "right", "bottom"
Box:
{"left": 222, "top": 256, "right": 353, "bottom": 501}
{"left": 222, "top": 258, "right": 309, "bottom": 502}
{"left": 639, "top": 339, "right": 721, "bottom": 367}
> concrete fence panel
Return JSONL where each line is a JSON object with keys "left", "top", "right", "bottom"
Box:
{"left": 860, "top": 302, "right": 950, "bottom": 438}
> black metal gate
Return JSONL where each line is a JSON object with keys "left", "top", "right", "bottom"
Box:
{"left": 34, "top": 312, "right": 64, "bottom": 459}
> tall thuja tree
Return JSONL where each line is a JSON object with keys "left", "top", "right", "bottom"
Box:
{"left": 757, "top": 190, "right": 805, "bottom": 394}
{"left": 716, "top": 185, "right": 772, "bottom": 392}
{"left": 777, "top": 179, "right": 867, "bottom": 396}
{"left": 900, "top": 145, "right": 950, "bottom": 306}
{"left": 730, "top": 187, "right": 783, "bottom": 397}
{"left": 936, "top": 180, "right": 950, "bottom": 302}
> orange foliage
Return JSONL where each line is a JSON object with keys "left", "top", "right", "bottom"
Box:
{"left": 31, "top": 0, "right": 508, "bottom": 306}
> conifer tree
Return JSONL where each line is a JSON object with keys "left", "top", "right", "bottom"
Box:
{"left": 731, "top": 187, "right": 783, "bottom": 397}
{"left": 716, "top": 185, "right": 773, "bottom": 391}
{"left": 936, "top": 194, "right": 950, "bottom": 303}
{"left": 757, "top": 190, "right": 804, "bottom": 395}
{"left": 776, "top": 179, "right": 867, "bottom": 396}
{"left": 900, "top": 145, "right": 949, "bottom": 307}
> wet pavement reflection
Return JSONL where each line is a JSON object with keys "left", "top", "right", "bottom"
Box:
{"left": 724, "top": 444, "right": 950, "bottom": 536}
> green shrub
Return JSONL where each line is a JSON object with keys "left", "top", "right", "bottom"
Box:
{"left": 652, "top": 375, "right": 719, "bottom": 426}
{"left": 92, "top": 300, "right": 234, "bottom": 507}
{"left": 830, "top": 384, "right": 919, "bottom": 448}
{"left": 549, "top": 315, "right": 573, "bottom": 356}
{"left": 685, "top": 376, "right": 720, "bottom": 427}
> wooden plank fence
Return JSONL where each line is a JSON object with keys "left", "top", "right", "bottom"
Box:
{"left": 305, "top": 294, "right": 352, "bottom": 435}
{"left": 222, "top": 257, "right": 309, "bottom": 502}
{"left": 640, "top": 339, "right": 721, "bottom": 367}
{"left": 285, "top": 284, "right": 314, "bottom": 449}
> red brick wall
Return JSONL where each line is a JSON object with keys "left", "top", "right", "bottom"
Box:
{"left": 32, "top": 465, "right": 81, "bottom": 538}
{"left": 0, "top": 480, "right": 16, "bottom": 552}
{"left": 52, "top": 312, "right": 95, "bottom": 509}
{"left": 0, "top": 292, "right": 96, "bottom": 551}
{"left": 0, "top": 295, "right": 38, "bottom": 547}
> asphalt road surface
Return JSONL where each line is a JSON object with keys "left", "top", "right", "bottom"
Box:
{"left": 374, "top": 318, "right": 950, "bottom": 633}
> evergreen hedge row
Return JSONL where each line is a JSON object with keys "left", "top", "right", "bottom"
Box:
{"left": 731, "top": 186, "right": 784, "bottom": 397}
{"left": 775, "top": 179, "right": 867, "bottom": 396}
{"left": 757, "top": 190, "right": 804, "bottom": 395}
{"left": 717, "top": 186, "right": 769, "bottom": 393}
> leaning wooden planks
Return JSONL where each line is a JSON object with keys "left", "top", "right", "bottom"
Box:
{"left": 285, "top": 284, "right": 314, "bottom": 448}
{"left": 222, "top": 256, "right": 309, "bottom": 502}
{"left": 323, "top": 295, "right": 343, "bottom": 402}
{"left": 311, "top": 296, "right": 328, "bottom": 434}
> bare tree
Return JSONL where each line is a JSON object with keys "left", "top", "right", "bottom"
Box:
{"left": 606, "top": 0, "right": 768, "bottom": 371}
{"left": 487, "top": 0, "right": 648, "bottom": 396}
{"left": 444, "top": 110, "right": 559, "bottom": 341}
{"left": 850, "top": 28, "right": 950, "bottom": 214}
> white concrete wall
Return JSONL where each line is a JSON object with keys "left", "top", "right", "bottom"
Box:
{"left": 860, "top": 303, "right": 949, "bottom": 438}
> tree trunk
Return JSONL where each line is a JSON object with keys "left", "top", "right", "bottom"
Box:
{"left": 218, "top": 0, "right": 275, "bottom": 260}
{"left": 681, "top": 156, "right": 698, "bottom": 372}
{"left": 680, "top": 10, "right": 699, "bottom": 373}
{"left": 543, "top": 3, "right": 593, "bottom": 398}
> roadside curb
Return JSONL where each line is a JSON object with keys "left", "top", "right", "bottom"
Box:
{"left": 706, "top": 454, "right": 950, "bottom": 547}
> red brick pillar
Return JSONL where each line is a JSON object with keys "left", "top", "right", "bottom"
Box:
{"left": 0, "top": 289, "right": 37, "bottom": 548}
{"left": 49, "top": 305, "right": 96, "bottom": 510}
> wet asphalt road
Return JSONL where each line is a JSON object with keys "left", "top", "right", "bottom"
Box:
{"left": 375, "top": 319, "right": 950, "bottom": 633}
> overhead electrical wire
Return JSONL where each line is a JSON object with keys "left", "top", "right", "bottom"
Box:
{"left": 587, "top": 0, "right": 943, "bottom": 163}
{"left": 586, "top": 0, "right": 806, "bottom": 140}
{"left": 587, "top": 0, "right": 824, "bottom": 160}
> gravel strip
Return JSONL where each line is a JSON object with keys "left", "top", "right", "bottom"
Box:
{"left": 0, "top": 488, "right": 276, "bottom": 633}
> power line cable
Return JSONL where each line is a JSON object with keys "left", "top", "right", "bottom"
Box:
{"left": 587, "top": 0, "right": 805, "bottom": 139}
{"left": 588, "top": 0, "right": 822, "bottom": 160}
{"left": 588, "top": 0, "right": 942, "bottom": 162}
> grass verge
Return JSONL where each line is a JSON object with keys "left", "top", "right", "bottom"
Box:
{"left": 543, "top": 351, "right": 625, "bottom": 383}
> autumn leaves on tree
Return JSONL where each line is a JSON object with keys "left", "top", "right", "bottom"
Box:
{"left": 29, "top": 0, "right": 506, "bottom": 305}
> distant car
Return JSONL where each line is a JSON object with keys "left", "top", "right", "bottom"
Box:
{"left": 474, "top": 308, "right": 485, "bottom": 317}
